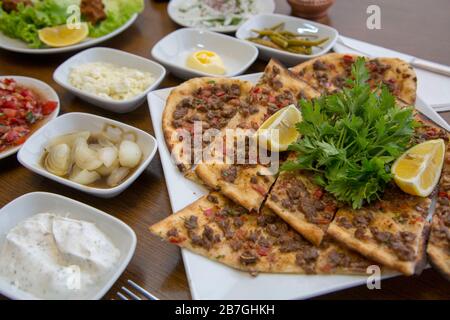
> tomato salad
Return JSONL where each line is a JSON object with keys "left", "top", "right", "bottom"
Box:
{"left": 0, "top": 78, "right": 58, "bottom": 152}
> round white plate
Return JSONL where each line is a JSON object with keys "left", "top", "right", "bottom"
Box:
{"left": 0, "top": 76, "right": 60, "bottom": 160}
{"left": 167, "top": 0, "right": 275, "bottom": 33}
{"left": 0, "top": 14, "right": 138, "bottom": 54}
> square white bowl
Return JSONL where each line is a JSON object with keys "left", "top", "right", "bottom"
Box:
{"left": 0, "top": 76, "right": 60, "bottom": 160}
{"left": 17, "top": 112, "right": 158, "bottom": 198}
{"left": 151, "top": 28, "right": 258, "bottom": 80}
{"left": 53, "top": 47, "right": 166, "bottom": 113}
{"left": 0, "top": 192, "right": 137, "bottom": 300}
{"left": 236, "top": 14, "right": 339, "bottom": 66}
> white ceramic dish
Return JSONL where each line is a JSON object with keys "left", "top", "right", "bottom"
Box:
{"left": 236, "top": 13, "right": 339, "bottom": 66}
{"left": 17, "top": 112, "right": 158, "bottom": 198}
{"left": 0, "top": 192, "right": 136, "bottom": 300}
{"left": 167, "top": 0, "right": 275, "bottom": 33}
{"left": 53, "top": 47, "right": 166, "bottom": 113}
{"left": 0, "top": 76, "right": 60, "bottom": 161}
{"left": 147, "top": 72, "right": 448, "bottom": 300}
{"left": 151, "top": 28, "right": 258, "bottom": 80}
{"left": 0, "top": 14, "right": 138, "bottom": 55}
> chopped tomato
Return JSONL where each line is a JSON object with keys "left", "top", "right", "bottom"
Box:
{"left": 314, "top": 217, "right": 331, "bottom": 225}
{"left": 13, "top": 136, "right": 27, "bottom": 146}
{"left": 235, "top": 229, "right": 246, "bottom": 240}
{"left": 320, "top": 264, "right": 332, "bottom": 273}
{"left": 324, "top": 204, "right": 336, "bottom": 213}
{"left": 343, "top": 55, "right": 354, "bottom": 64}
{"left": 203, "top": 208, "right": 214, "bottom": 217}
{"left": 169, "top": 236, "right": 186, "bottom": 244}
{"left": 20, "top": 89, "right": 34, "bottom": 98}
{"left": 3, "top": 108, "right": 17, "bottom": 118}
{"left": 251, "top": 184, "right": 266, "bottom": 196}
{"left": 42, "top": 100, "right": 58, "bottom": 115}
{"left": 313, "top": 188, "right": 324, "bottom": 200}
{"left": 4, "top": 130, "right": 18, "bottom": 142}
{"left": 438, "top": 191, "right": 450, "bottom": 199}
{"left": 411, "top": 216, "right": 424, "bottom": 225}
{"left": 314, "top": 188, "right": 323, "bottom": 200}
{"left": 257, "top": 246, "right": 270, "bottom": 257}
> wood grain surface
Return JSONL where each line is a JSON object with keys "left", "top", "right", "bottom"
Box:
{"left": 0, "top": 0, "right": 449, "bottom": 300}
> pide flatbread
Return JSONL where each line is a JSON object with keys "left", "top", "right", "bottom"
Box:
{"left": 245, "top": 59, "right": 321, "bottom": 123}
{"left": 155, "top": 56, "right": 450, "bottom": 281}
{"left": 326, "top": 114, "right": 448, "bottom": 276}
{"left": 194, "top": 60, "right": 320, "bottom": 211}
{"left": 327, "top": 186, "right": 431, "bottom": 276}
{"left": 162, "top": 77, "right": 253, "bottom": 172}
{"left": 291, "top": 53, "right": 417, "bottom": 105}
{"left": 266, "top": 169, "right": 338, "bottom": 246}
{"left": 427, "top": 143, "right": 450, "bottom": 281}
{"left": 195, "top": 161, "right": 278, "bottom": 212}
{"left": 149, "top": 192, "right": 377, "bottom": 275}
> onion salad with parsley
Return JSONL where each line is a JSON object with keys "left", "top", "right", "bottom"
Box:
{"left": 282, "top": 58, "right": 417, "bottom": 209}
{"left": 175, "top": 0, "right": 258, "bottom": 29}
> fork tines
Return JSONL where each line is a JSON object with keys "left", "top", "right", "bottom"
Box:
{"left": 116, "top": 280, "right": 159, "bottom": 300}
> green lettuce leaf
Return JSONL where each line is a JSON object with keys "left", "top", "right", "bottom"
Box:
{"left": 89, "top": 0, "right": 144, "bottom": 38}
{"left": 0, "top": 0, "right": 74, "bottom": 48}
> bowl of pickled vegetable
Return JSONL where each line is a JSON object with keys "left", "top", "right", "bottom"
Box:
{"left": 236, "top": 13, "right": 338, "bottom": 65}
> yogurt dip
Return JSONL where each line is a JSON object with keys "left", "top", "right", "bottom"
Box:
{"left": 0, "top": 213, "right": 120, "bottom": 300}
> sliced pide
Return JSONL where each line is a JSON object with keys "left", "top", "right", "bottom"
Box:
{"left": 194, "top": 60, "right": 320, "bottom": 211}
{"left": 427, "top": 141, "right": 450, "bottom": 281}
{"left": 162, "top": 77, "right": 253, "bottom": 172}
{"left": 291, "top": 53, "right": 417, "bottom": 105}
{"left": 150, "top": 192, "right": 377, "bottom": 275}
{"left": 266, "top": 169, "right": 338, "bottom": 246}
{"left": 327, "top": 186, "right": 431, "bottom": 276}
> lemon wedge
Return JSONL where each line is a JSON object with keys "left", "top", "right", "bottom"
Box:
{"left": 257, "top": 104, "right": 302, "bottom": 152}
{"left": 392, "top": 139, "right": 445, "bottom": 197}
{"left": 38, "top": 23, "right": 89, "bottom": 48}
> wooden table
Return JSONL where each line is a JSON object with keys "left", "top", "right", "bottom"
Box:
{"left": 0, "top": 0, "right": 449, "bottom": 300}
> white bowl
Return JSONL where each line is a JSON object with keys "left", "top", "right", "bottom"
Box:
{"left": 17, "top": 112, "right": 158, "bottom": 198}
{"left": 167, "top": 0, "right": 275, "bottom": 33}
{"left": 0, "top": 192, "right": 136, "bottom": 300}
{"left": 53, "top": 47, "right": 166, "bottom": 113}
{"left": 151, "top": 28, "right": 258, "bottom": 80}
{"left": 0, "top": 76, "right": 60, "bottom": 160}
{"left": 236, "top": 14, "right": 339, "bottom": 66}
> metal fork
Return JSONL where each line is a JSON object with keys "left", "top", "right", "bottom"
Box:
{"left": 116, "top": 280, "right": 159, "bottom": 300}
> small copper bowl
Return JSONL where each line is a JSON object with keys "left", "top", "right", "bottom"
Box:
{"left": 287, "top": 0, "right": 335, "bottom": 20}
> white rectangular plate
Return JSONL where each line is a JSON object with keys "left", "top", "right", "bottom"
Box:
{"left": 147, "top": 72, "right": 443, "bottom": 300}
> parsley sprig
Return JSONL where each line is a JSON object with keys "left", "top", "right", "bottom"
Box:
{"left": 281, "top": 57, "right": 416, "bottom": 209}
